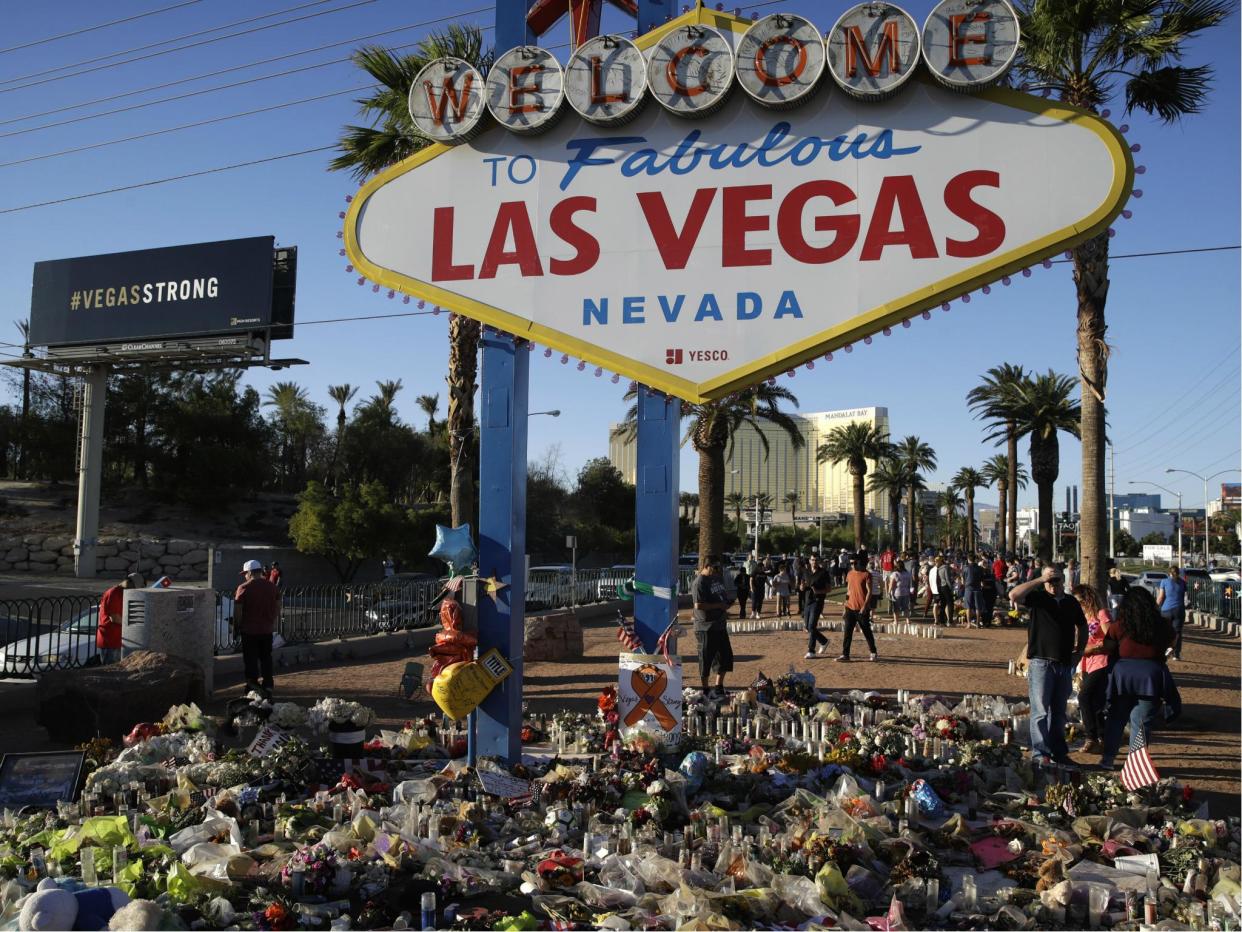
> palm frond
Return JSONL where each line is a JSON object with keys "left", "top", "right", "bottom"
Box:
{"left": 1124, "top": 63, "right": 1214, "bottom": 120}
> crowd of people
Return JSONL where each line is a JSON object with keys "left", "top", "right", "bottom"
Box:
{"left": 695, "top": 546, "right": 1189, "bottom": 775}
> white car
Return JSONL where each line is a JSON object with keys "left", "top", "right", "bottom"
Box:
{"left": 1132, "top": 571, "right": 1168, "bottom": 597}
{"left": 0, "top": 595, "right": 236, "bottom": 675}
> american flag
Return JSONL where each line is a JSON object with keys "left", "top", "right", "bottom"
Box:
{"left": 1120, "top": 726, "right": 1160, "bottom": 792}
{"left": 616, "top": 612, "right": 642, "bottom": 652}
{"left": 656, "top": 618, "right": 680, "bottom": 664}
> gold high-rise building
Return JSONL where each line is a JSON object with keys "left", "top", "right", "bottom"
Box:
{"left": 608, "top": 407, "right": 893, "bottom": 522}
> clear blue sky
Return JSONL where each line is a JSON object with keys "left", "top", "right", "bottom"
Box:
{"left": 1, "top": 0, "right": 1237, "bottom": 511}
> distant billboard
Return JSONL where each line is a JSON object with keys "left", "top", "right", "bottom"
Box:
{"left": 28, "top": 236, "right": 295, "bottom": 349}
{"left": 1223, "top": 483, "right": 1240, "bottom": 508}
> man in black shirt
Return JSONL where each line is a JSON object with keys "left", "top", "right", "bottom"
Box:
{"left": 1010, "top": 565, "right": 1088, "bottom": 764}
{"left": 962, "top": 555, "right": 986, "bottom": 628}
{"left": 800, "top": 553, "right": 832, "bottom": 659}
{"left": 693, "top": 555, "right": 732, "bottom": 698}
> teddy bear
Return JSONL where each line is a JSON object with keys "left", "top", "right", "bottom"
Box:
{"left": 18, "top": 877, "right": 129, "bottom": 931}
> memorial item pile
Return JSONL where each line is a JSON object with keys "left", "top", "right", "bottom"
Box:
{"left": 0, "top": 679, "right": 1238, "bottom": 931}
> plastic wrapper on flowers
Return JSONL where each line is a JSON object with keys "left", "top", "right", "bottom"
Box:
{"left": 0, "top": 687, "right": 1237, "bottom": 932}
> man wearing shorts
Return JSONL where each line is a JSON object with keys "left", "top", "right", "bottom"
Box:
{"left": 693, "top": 555, "right": 732, "bottom": 699}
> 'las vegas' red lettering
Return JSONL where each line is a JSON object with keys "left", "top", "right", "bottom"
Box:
{"left": 549, "top": 196, "right": 600, "bottom": 275}
{"left": 431, "top": 207, "right": 474, "bottom": 281}
{"left": 722, "top": 185, "right": 772, "bottom": 266}
{"left": 776, "top": 180, "right": 861, "bottom": 263}
{"left": 637, "top": 188, "right": 717, "bottom": 270}
{"left": 479, "top": 202, "right": 544, "bottom": 279}
{"left": 944, "top": 170, "right": 1005, "bottom": 257}
{"left": 860, "top": 175, "right": 938, "bottom": 260}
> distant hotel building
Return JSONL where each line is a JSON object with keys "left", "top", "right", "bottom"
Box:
{"left": 609, "top": 407, "right": 894, "bottom": 523}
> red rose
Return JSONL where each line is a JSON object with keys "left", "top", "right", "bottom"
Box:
{"left": 838, "top": 732, "right": 853, "bottom": 745}
{"left": 1182, "top": 785, "right": 1194, "bottom": 802}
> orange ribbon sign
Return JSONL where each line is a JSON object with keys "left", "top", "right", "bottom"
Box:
{"left": 623, "top": 664, "right": 678, "bottom": 732}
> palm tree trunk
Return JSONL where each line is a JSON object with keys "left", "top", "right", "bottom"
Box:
{"left": 916, "top": 505, "right": 925, "bottom": 554}
{"left": 997, "top": 479, "right": 1008, "bottom": 555}
{"left": 1031, "top": 433, "right": 1060, "bottom": 563}
{"left": 852, "top": 470, "right": 865, "bottom": 551}
{"left": 907, "top": 482, "right": 916, "bottom": 551}
{"left": 890, "top": 490, "right": 900, "bottom": 548}
{"left": 965, "top": 490, "right": 975, "bottom": 553}
{"left": 698, "top": 444, "right": 725, "bottom": 561}
{"left": 447, "top": 315, "right": 480, "bottom": 530}
{"left": 1006, "top": 423, "right": 1018, "bottom": 556}
{"left": 1075, "top": 232, "right": 1110, "bottom": 596}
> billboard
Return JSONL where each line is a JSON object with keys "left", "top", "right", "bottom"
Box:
{"left": 28, "top": 236, "right": 294, "bottom": 349}
{"left": 344, "top": 5, "right": 1132, "bottom": 403}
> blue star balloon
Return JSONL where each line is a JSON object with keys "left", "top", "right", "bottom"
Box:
{"left": 429, "top": 523, "right": 477, "bottom": 575}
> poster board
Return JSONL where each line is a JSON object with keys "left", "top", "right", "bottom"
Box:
{"left": 618, "top": 652, "right": 682, "bottom": 747}
{"left": 0, "top": 751, "right": 86, "bottom": 808}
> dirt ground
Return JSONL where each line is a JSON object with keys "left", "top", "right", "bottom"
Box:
{"left": 4, "top": 597, "right": 1238, "bottom": 817}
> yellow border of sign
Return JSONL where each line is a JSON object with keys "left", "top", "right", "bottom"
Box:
{"left": 343, "top": 6, "right": 1133, "bottom": 404}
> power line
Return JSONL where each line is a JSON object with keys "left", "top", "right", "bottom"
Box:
{"left": 1118, "top": 392, "right": 1242, "bottom": 475}
{"left": 0, "top": 0, "right": 381, "bottom": 94}
{"left": 0, "top": 85, "right": 369, "bottom": 169}
{"left": 1113, "top": 365, "right": 1241, "bottom": 458}
{"left": 1049, "top": 244, "right": 1241, "bottom": 263}
{"left": 0, "top": 146, "right": 335, "bottom": 215}
{"left": 0, "top": 8, "right": 493, "bottom": 135}
{"left": 1109, "top": 345, "right": 1240, "bottom": 449}
{"left": 0, "top": 0, "right": 207, "bottom": 55}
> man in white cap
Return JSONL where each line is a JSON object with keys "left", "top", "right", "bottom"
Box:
{"left": 235, "top": 559, "right": 280, "bottom": 695}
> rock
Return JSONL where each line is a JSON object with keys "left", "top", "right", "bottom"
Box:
{"left": 119, "top": 550, "right": 139, "bottom": 562}
{"left": 181, "top": 548, "right": 208, "bottom": 564}
{"left": 0, "top": 561, "right": 10, "bottom": 571}
{"left": 103, "top": 556, "right": 129, "bottom": 571}
{"left": 42, "top": 536, "right": 70, "bottom": 552}
{"left": 165, "top": 540, "right": 194, "bottom": 556}
{"left": 138, "top": 558, "right": 159, "bottom": 572}
{"left": 524, "top": 610, "right": 583, "bottom": 662}
{"left": 56, "top": 555, "right": 73, "bottom": 565}
{"left": 14, "top": 562, "right": 29, "bottom": 570}
{"left": 57, "top": 564, "right": 75, "bottom": 575}
{"left": 28, "top": 550, "right": 59, "bottom": 564}
{"left": 4, "top": 548, "right": 26, "bottom": 563}
{"left": 60, "top": 545, "right": 75, "bottom": 556}
{"left": 28, "top": 561, "right": 56, "bottom": 573}
{"left": 160, "top": 554, "right": 183, "bottom": 566}
{"left": 36, "top": 650, "right": 206, "bottom": 743}
{"left": 93, "top": 544, "right": 118, "bottom": 558}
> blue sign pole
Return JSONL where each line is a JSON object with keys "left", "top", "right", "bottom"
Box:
{"left": 472, "top": 332, "right": 529, "bottom": 764}
{"left": 495, "top": 0, "right": 534, "bottom": 51}
{"left": 633, "top": 387, "right": 680, "bottom": 652}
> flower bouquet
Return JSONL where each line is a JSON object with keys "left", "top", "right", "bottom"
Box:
{"left": 308, "top": 698, "right": 374, "bottom": 757}
{"left": 280, "top": 843, "right": 341, "bottom": 896}
{"left": 773, "top": 673, "right": 817, "bottom": 709}
{"left": 269, "top": 702, "right": 308, "bottom": 730}
{"left": 162, "top": 703, "right": 207, "bottom": 733}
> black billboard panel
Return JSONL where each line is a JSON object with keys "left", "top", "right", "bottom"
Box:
{"left": 28, "top": 236, "right": 292, "bottom": 348}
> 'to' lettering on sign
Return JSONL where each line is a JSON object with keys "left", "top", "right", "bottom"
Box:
{"left": 355, "top": 7, "right": 1131, "bottom": 403}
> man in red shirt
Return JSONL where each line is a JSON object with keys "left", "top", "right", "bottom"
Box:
{"left": 97, "top": 574, "right": 140, "bottom": 663}
{"left": 235, "top": 559, "right": 280, "bottom": 694}
{"left": 838, "top": 556, "right": 879, "bottom": 662}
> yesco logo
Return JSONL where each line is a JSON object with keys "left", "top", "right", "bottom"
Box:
{"left": 666, "top": 348, "right": 729, "bottom": 366}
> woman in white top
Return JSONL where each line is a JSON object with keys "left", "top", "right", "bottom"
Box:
{"left": 770, "top": 563, "right": 792, "bottom": 617}
{"left": 888, "top": 560, "right": 913, "bottom": 623}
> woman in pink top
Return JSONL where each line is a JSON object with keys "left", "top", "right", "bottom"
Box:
{"left": 1072, "top": 584, "right": 1114, "bottom": 753}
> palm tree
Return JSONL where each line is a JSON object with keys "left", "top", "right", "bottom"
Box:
{"left": 725, "top": 492, "right": 746, "bottom": 549}
{"left": 967, "top": 364, "right": 1028, "bottom": 557}
{"left": 1010, "top": 370, "right": 1082, "bottom": 561}
{"left": 867, "top": 457, "right": 906, "bottom": 549}
{"left": 264, "top": 381, "right": 313, "bottom": 491}
{"left": 1016, "top": 0, "right": 1230, "bottom": 592}
{"left": 981, "top": 454, "right": 1029, "bottom": 555}
{"left": 782, "top": 490, "right": 801, "bottom": 527}
{"left": 819, "top": 423, "right": 894, "bottom": 551}
{"left": 952, "top": 466, "right": 986, "bottom": 553}
{"left": 331, "top": 25, "right": 496, "bottom": 532}
{"left": 327, "top": 384, "right": 358, "bottom": 489}
{"left": 623, "top": 384, "right": 804, "bottom": 563}
{"left": 416, "top": 393, "right": 440, "bottom": 435}
{"left": 892, "top": 435, "right": 937, "bottom": 553}
{"left": 370, "top": 378, "right": 404, "bottom": 422}
{"left": 938, "top": 486, "right": 964, "bottom": 549}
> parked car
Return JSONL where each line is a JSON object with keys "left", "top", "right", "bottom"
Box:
{"left": 363, "top": 597, "right": 438, "bottom": 631}
{"left": 525, "top": 566, "right": 592, "bottom": 610}
{"left": 0, "top": 606, "right": 100, "bottom": 675}
{"left": 1132, "top": 571, "right": 1169, "bottom": 596}
{"left": 596, "top": 565, "right": 635, "bottom": 601}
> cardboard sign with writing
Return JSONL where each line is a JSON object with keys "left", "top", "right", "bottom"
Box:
{"left": 618, "top": 653, "right": 682, "bottom": 747}
{"left": 247, "top": 725, "right": 292, "bottom": 758}
{"left": 477, "top": 770, "right": 533, "bottom": 799}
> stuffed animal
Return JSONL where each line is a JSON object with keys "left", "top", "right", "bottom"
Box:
{"left": 108, "top": 900, "right": 165, "bottom": 931}
{"left": 18, "top": 878, "right": 129, "bottom": 931}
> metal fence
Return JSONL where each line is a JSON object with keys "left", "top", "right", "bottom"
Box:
{"left": 0, "top": 567, "right": 697, "bottom": 677}
{"left": 1187, "top": 579, "right": 1240, "bottom": 621}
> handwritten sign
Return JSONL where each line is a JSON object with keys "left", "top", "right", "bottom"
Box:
{"left": 247, "top": 725, "right": 292, "bottom": 758}
{"left": 477, "top": 770, "right": 533, "bottom": 799}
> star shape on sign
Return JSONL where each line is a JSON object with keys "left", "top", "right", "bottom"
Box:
{"left": 481, "top": 575, "right": 510, "bottom": 603}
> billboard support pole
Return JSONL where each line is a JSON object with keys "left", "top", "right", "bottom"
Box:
{"left": 74, "top": 364, "right": 107, "bottom": 579}
{"left": 471, "top": 332, "right": 528, "bottom": 765}
{"left": 634, "top": 388, "right": 680, "bottom": 652}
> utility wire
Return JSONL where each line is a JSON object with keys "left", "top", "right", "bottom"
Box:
{"left": 1109, "top": 345, "right": 1240, "bottom": 448}
{"left": 0, "top": 86, "right": 368, "bottom": 169}
{"left": 1113, "top": 366, "right": 1241, "bottom": 458}
{"left": 1117, "top": 392, "right": 1242, "bottom": 474}
{"left": 0, "top": 146, "right": 335, "bottom": 215}
{"left": 0, "top": 8, "right": 492, "bottom": 132}
{"left": 0, "top": 0, "right": 207, "bottom": 55}
{"left": 0, "top": 0, "right": 381, "bottom": 94}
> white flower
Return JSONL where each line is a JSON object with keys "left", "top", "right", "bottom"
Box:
{"left": 270, "top": 703, "right": 308, "bottom": 729}
{"left": 308, "top": 698, "right": 374, "bottom": 733}
{"left": 935, "top": 718, "right": 952, "bottom": 733}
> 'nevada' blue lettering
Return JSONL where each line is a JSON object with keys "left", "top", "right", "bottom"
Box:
{"left": 559, "top": 124, "right": 919, "bottom": 191}
{"left": 622, "top": 295, "right": 645, "bottom": 324}
{"left": 773, "top": 290, "right": 803, "bottom": 319}
{"left": 583, "top": 297, "right": 608, "bottom": 325}
{"left": 658, "top": 294, "right": 685, "bottom": 322}
{"left": 695, "top": 293, "right": 723, "bottom": 322}
{"left": 737, "top": 292, "right": 762, "bottom": 320}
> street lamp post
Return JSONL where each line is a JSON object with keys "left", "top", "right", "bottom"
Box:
{"left": 1129, "top": 480, "right": 1182, "bottom": 567}
{"left": 1167, "top": 468, "right": 1241, "bottom": 566}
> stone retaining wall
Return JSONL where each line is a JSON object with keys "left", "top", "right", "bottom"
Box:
{"left": 0, "top": 534, "right": 211, "bottom": 581}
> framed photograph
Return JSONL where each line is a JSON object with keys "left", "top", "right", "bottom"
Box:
{"left": 0, "top": 751, "right": 86, "bottom": 809}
